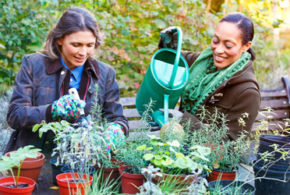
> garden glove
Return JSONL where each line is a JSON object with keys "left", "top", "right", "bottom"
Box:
{"left": 51, "top": 94, "right": 86, "bottom": 122}
{"left": 104, "top": 122, "right": 125, "bottom": 154}
{"left": 158, "top": 26, "right": 178, "bottom": 50}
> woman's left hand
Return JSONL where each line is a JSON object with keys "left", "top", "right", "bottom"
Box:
{"left": 104, "top": 123, "right": 125, "bottom": 153}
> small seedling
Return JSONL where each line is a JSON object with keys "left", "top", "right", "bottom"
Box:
{"left": 0, "top": 145, "right": 41, "bottom": 187}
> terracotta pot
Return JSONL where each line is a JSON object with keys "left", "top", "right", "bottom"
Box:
{"left": 207, "top": 169, "right": 236, "bottom": 182}
{"left": 56, "top": 172, "right": 93, "bottom": 195}
{"left": 0, "top": 176, "right": 36, "bottom": 195}
{"left": 95, "top": 158, "right": 123, "bottom": 182}
{"left": 6, "top": 151, "right": 45, "bottom": 182}
{"left": 96, "top": 166, "right": 120, "bottom": 181}
{"left": 118, "top": 166, "right": 145, "bottom": 194}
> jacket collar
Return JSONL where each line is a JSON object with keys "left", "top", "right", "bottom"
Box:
{"left": 204, "top": 60, "right": 259, "bottom": 103}
{"left": 45, "top": 56, "right": 99, "bottom": 79}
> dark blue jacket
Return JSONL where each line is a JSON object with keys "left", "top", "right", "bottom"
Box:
{"left": 6, "top": 53, "right": 128, "bottom": 151}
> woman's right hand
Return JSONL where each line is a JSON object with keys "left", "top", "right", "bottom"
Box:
{"left": 51, "top": 94, "right": 86, "bottom": 121}
{"left": 158, "top": 27, "right": 178, "bottom": 49}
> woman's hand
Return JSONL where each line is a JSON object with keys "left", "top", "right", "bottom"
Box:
{"left": 51, "top": 94, "right": 86, "bottom": 121}
{"left": 158, "top": 27, "right": 178, "bottom": 49}
{"left": 104, "top": 123, "right": 125, "bottom": 153}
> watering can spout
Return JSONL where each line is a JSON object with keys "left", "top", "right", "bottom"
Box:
{"left": 136, "top": 27, "right": 189, "bottom": 128}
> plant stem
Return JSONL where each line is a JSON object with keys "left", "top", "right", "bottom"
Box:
{"left": 9, "top": 169, "right": 16, "bottom": 187}
{"left": 16, "top": 160, "right": 24, "bottom": 187}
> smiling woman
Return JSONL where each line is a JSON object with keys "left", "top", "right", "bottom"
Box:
{"left": 5, "top": 7, "right": 129, "bottom": 153}
{"left": 211, "top": 22, "right": 252, "bottom": 70}
{"left": 57, "top": 31, "right": 96, "bottom": 69}
{"left": 160, "top": 13, "right": 260, "bottom": 140}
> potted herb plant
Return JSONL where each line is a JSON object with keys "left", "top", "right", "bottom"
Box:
{"left": 5, "top": 150, "right": 45, "bottom": 182}
{"left": 94, "top": 122, "right": 127, "bottom": 187}
{"left": 137, "top": 135, "right": 211, "bottom": 188}
{"left": 116, "top": 140, "right": 150, "bottom": 194}
{"left": 88, "top": 169, "right": 120, "bottom": 194}
{"left": 34, "top": 120, "right": 108, "bottom": 195}
{"left": 95, "top": 154, "right": 124, "bottom": 189}
{"left": 183, "top": 107, "right": 249, "bottom": 182}
{"left": 138, "top": 165, "right": 209, "bottom": 195}
{"left": 112, "top": 100, "right": 159, "bottom": 194}
{"left": 206, "top": 134, "right": 248, "bottom": 182}
{"left": 0, "top": 145, "right": 40, "bottom": 195}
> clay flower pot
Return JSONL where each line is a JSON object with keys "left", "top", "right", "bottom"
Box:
{"left": 118, "top": 166, "right": 145, "bottom": 194}
{"left": 0, "top": 176, "right": 36, "bottom": 195}
{"left": 6, "top": 151, "right": 45, "bottom": 182}
{"left": 56, "top": 172, "right": 93, "bottom": 195}
{"left": 207, "top": 169, "right": 236, "bottom": 182}
{"left": 95, "top": 158, "right": 124, "bottom": 183}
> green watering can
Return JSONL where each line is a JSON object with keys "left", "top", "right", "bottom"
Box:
{"left": 136, "top": 27, "right": 189, "bottom": 127}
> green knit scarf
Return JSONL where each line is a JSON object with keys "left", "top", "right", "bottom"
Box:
{"left": 181, "top": 47, "right": 250, "bottom": 114}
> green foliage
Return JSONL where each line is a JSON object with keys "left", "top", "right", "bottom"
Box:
{"left": 138, "top": 164, "right": 208, "bottom": 195}
{"left": 88, "top": 169, "right": 120, "bottom": 194}
{"left": 209, "top": 181, "right": 254, "bottom": 195}
{"left": 0, "top": 0, "right": 289, "bottom": 94}
{"left": 184, "top": 107, "right": 249, "bottom": 172}
{"left": 91, "top": 0, "right": 218, "bottom": 95}
{"left": 116, "top": 140, "right": 150, "bottom": 174}
{"left": 138, "top": 165, "right": 187, "bottom": 195}
{"left": 0, "top": 0, "right": 218, "bottom": 96}
{"left": 138, "top": 135, "right": 210, "bottom": 174}
{"left": 0, "top": 0, "right": 56, "bottom": 86}
{"left": 0, "top": 145, "right": 41, "bottom": 186}
{"left": 52, "top": 123, "right": 110, "bottom": 176}
{"left": 32, "top": 120, "right": 71, "bottom": 138}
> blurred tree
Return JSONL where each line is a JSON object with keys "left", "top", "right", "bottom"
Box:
{"left": 204, "top": 0, "right": 225, "bottom": 13}
{"left": 0, "top": 0, "right": 288, "bottom": 94}
{"left": 0, "top": 0, "right": 56, "bottom": 86}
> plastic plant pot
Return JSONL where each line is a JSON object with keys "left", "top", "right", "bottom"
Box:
{"left": 207, "top": 169, "right": 236, "bottom": 182}
{"left": 6, "top": 151, "right": 45, "bottom": 182}
{"left": 118, "top": 166, "right": 145, "bottom": 194}
{"left": 56, "top": 172, "right": 93, "bottom": 195}
{"left": 0, "top": 176, "right": 36, "bottom": 195}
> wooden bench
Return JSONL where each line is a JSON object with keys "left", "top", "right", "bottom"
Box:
{"left": 252, "top": 76, "right": 290, "bottom": 133}
{"left": 121, "top": 76, "right": 290, "bottom": 134}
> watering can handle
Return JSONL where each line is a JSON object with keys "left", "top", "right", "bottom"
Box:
{"left": 167, "top": 27, "right": 182, "bottom": 88}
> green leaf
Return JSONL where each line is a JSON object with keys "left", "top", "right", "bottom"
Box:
{"left": 143, "top": 153, "right": 154, "bottom": 161}
{"left": 0, "top": 145, "right": 41, "bottom": 172}
{"left": 175, "top": 152, "right": 185, "bottom": 158}
{"left": 161, "top": 157, "right": 173, "bottom": 166}
{"left": 32, "top": 123, "right": 41, "bottom": 132}
{"left": 167, "top": 140, "right": 180, "bottom": 147}
{"left": 136, "top": 144, "right": 147, "bottom": 151}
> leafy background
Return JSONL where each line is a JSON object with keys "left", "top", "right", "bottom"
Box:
{"left": 0, "top": 0, "right": 289, "bottom": 96}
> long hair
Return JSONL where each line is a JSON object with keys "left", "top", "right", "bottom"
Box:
{"left": 220, "top": 13, "right": 255, "bottom": 61}
{"left": 42, "top": 7, "right": 103, "bottom": 59}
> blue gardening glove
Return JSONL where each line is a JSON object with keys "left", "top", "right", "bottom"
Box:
{"left": 104, "top": 123, "right": 125, "bottom": 153}
{"left": 51, "top": 94, "right": 86, "bottom": 122}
